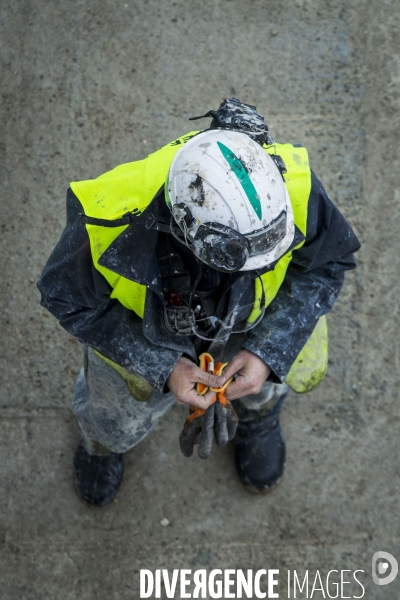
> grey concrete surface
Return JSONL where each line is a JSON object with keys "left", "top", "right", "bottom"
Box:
{"left": 1, "top": 0, "right": 399, "bottom": 598}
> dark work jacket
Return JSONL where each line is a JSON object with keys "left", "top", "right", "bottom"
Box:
{"left": 37, "top": 172, "right": 360, "bottom": 391}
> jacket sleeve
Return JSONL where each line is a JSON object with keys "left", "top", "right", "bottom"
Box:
{"left": 37, "top": 189, "right": 182, "bottom": 392}
{"left": 241, "top": 171, "right": 361, "bottom": 383}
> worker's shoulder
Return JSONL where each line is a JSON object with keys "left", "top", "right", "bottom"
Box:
{"left": 69, "top": 130, "right": 200, "bottom": 188}
{"left": 68, "top": 131, "right": 200, "bottom": 216}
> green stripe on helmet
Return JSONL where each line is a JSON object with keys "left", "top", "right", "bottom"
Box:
{"left": 217, "top": 141, "right": 262, "bottom": 220}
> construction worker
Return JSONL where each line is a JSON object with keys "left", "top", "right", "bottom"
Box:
{"left": 38, "top": 98, "right": 360, "bottom": 506}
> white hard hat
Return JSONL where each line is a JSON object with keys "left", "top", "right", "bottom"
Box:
{"left": 166, "top": 129, "right": 294, "bottom": 272}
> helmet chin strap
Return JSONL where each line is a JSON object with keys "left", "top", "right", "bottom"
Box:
{"left": 169, "top": 214, "right": 193, "bottom": 249}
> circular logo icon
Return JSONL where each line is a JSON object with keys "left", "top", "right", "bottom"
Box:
{"left": 372, "top": 551, "right": 398, "bottom": 586}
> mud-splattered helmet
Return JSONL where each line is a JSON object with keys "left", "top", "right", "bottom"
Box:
{"left": 165, "top": 129, "right": 294, "bottom": 272}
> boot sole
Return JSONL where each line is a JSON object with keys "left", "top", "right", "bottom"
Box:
{"left": 242, "top": 478, "right": 281, "bottom": 495}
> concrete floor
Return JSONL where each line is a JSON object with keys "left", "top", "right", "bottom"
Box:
{"left": 1, "top": 0, "right": 400, "bottom": 598}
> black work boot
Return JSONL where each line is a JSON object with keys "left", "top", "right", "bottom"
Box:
{"left": 73, "top": 442, "right": 124, "bottom": 507}
{"left": 234, "top": 393, "right": 287, "bottom": 494}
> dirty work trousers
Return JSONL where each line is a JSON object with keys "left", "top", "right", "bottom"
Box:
{"left": 72, "top": 339, "right": 288, "bottom": 455}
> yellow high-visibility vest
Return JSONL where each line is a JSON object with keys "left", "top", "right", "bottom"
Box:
{"left": 71, "top": 132, "right": 327, "bottom": 393}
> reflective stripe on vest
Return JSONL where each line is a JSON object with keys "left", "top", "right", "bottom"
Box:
{"left": 71, "top": 133, "right": 311, "bottom": 320}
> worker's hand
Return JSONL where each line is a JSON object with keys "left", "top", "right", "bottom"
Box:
{"left": 167, "top": 357, "right": 226, "bottom": 409}
{"left": 223, "top": 350, "right": 271, "bottom": 401}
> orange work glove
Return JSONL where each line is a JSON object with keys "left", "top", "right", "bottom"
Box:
{"left": 179, "top": 353, "right": 238, "bottom": 459}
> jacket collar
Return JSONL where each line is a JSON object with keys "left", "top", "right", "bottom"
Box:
{"left": 97, "top": 189, "right": 305, "bottom": 288}
{"left": 97, "top": 192, "right": 165, "bottom": 292}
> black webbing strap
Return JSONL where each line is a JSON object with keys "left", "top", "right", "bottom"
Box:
{"left": 80, "top": 209, "right": 142, "bottom": 228}
{"left": 80, "top": 210, "right": 175, "bottom": 234}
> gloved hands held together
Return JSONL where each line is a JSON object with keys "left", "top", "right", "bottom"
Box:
{"left": 168, "top": 350, "right": 271, "bottom": 460}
